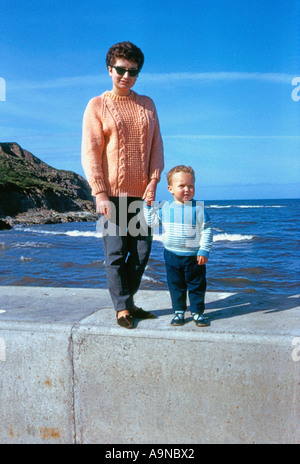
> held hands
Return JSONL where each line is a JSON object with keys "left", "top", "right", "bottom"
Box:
{"left": 142, "top": 179, "right": 158, "bottom": 206}
{"left": 96, "top": 179, "right": 158, "bottom": 217}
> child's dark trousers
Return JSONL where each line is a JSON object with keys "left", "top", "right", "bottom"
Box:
{"left": 164, "top": 249, "right": 207, "bottom": 314}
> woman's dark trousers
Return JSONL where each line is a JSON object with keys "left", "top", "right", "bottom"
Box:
{"left": 100, "top": 197, "right": 152, "bottom": 312}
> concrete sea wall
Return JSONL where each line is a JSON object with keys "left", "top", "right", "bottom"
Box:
{"left": 0, "top": 286, "right": 299, "bottom": 444}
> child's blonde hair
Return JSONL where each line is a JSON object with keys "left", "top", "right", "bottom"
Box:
{"left": 167, "top": 165, "right": 195, "bottom": 185}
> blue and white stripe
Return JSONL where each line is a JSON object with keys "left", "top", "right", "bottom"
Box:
{"left": 144, "top": 199, "right": 213, "bottom": 257}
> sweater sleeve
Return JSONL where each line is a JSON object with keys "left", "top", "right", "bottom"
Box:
{"left": 148, "top": 103, "right": 164, "bottom": 182}
{"left": 197, "top": 208, "right": 213, "bottom": 258}
{"left": 81, "top": 97, "right": 107, "bottom": 196}
{"left": 143, "top": 202, "right": 161, "bottom": 229}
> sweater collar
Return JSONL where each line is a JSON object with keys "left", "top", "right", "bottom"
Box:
{"left": 105, "top": 90, "right": 136, "bottom": 102}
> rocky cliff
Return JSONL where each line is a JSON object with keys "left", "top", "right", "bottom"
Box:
{"left": 0, "top": 142, "right": 97, "bottom": 226}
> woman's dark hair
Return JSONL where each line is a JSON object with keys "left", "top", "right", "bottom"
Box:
{"left": 106, "top": 41, "right": 144, "bottom": 70}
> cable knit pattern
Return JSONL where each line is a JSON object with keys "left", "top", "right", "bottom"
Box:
{"left": 81, "top": 90, "right": 164, "bottom": 197}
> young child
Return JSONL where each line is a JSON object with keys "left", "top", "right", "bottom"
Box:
{"left": 144, "top": 165, "right": 213, "bottom": 326}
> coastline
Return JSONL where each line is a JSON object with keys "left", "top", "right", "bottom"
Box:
{"left": 0, "top": 209, "right": 98, "bottom": 229}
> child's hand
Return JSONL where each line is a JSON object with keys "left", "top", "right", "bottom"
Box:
{"left": 142, "top": 180, "right": 157, "bottom": 206}
{"left": 145, "top": 190, "right": 155, "bottom": 205}
{"left": 197, "top": 256, "right": 208, "bottom": 265}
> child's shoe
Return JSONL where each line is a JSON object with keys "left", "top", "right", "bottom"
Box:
{"left": 170, "top": 313, "right": 185, "bottom": 326}
{"left": 193, "top": 313, "right": 210, "bottom": 327}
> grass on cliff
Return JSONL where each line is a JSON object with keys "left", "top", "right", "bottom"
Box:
{"left": 0, "top": 157, "right": 69, "bottom": 193}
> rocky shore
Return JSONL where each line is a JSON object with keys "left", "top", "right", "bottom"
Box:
{"left": 0, "top": 142, "right": 97, "bottom": 229}
{"left": 2, "top": 209, "right": 98, "bottom": 229}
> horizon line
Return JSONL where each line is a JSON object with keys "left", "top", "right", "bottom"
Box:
{"left": 163, "top": 134, "right": 300, "bottom": 140}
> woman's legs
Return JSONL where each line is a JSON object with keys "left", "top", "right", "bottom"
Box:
{"left": 101, "top": 197, "right": 152, "bottom": 314}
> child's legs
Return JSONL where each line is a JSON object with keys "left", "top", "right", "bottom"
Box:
{"left": 164, "top": 249, "right": 187, "bottom": 312}
{"left": 184, "top": 257, "right": 207, "bottom": 314}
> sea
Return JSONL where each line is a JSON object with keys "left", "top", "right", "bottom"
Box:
{"left": 0, "top": 199, "right": 299, "bottom": 295}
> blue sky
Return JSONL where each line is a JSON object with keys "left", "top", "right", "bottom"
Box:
{"left": 1, "top": 0, "right": 299, "bottom": 200}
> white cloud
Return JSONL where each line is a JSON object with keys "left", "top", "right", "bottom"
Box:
{"left": 142, "top": 71, "right": 295, "bottom": 84}
{"left": 7, "top": 71, "right": 296, "bottom": 91}
{"left": 8, "top": 74, "right": 109, "bottom": 91}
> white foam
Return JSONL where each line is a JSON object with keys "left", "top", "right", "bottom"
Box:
{"left": 213, "top": 233, "right": 255, "bottom": 242}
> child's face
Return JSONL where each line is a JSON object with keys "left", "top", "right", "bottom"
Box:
{"left": 168, "top": 172, "right": 195, "bottom": 204}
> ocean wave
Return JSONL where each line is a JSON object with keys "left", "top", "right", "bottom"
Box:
{"left": 142, "top": 274, "right": 160, "bottom": 284}
{"left": 15, "top": 226, "right": 256, "bottom": 243}
{"left": 13, "top": 241, "right": 53, "bottom": 248}
{"left": 19, "top": 227, "right": 103, "bottom": 238}
{"left": 16, "top": 227, "right": 62, "bottom": 236}
{"left": 0, "top": 241, "right": 54, "bottom": 249}
{"left": 213, "top": 233, "right": 255, "bottom": 242}
{"left": 16, "top": 227, "right": 168, "bottom": 241}
{"left": 65, "top": 230, "right": 102, "bottom": 238}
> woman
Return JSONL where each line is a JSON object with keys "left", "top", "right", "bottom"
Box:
{"left": 81, "top": 41, "right": 164, "bottom": 328}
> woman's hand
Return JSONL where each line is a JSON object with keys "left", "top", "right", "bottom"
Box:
{"left": 142, "top": 179, "right": 158, "bottom": 206}
{"left": 95, "top": 192, "right": 111, "bottom": 218}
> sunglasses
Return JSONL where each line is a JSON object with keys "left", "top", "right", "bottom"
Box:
{"left": 111, "top": 66, "right": 139, "bottom": 77}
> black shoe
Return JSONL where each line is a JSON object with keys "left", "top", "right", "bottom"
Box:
{"left": 130, "top": 305, "right": 156, "bottom": 319}
{"left": 170, "top": 314, "right": 184, "bottom": 326}
{"left": 193, "top": 314, "right": 210, "bottom": 327}
{"left": 116, "top": 313, "right": 134, "bottom": 329}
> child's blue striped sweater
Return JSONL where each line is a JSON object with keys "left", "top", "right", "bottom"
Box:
{"left": 144, "top": 199, "right": 213, "bottom": 258}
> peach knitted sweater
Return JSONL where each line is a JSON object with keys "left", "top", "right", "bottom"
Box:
{"left": 81, "top": 90, "right": 164, "bottom": 197}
